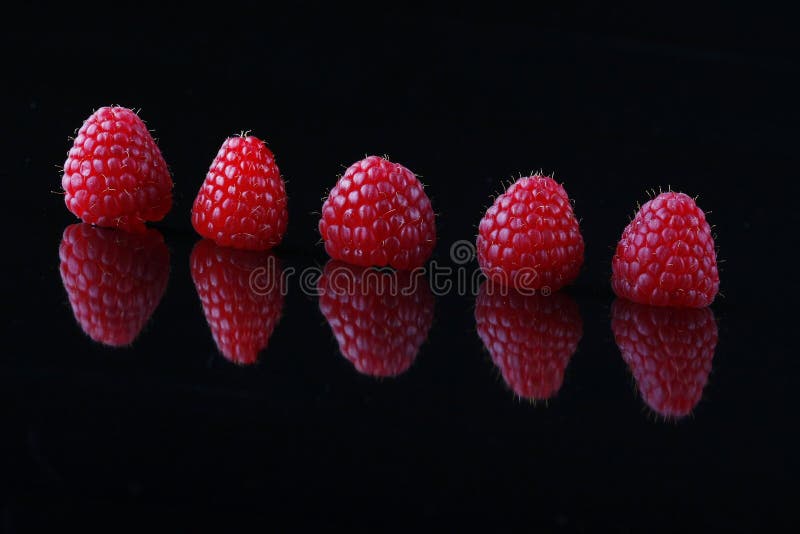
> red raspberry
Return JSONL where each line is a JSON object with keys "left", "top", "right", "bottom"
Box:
{"left": 319, "top": 156, "right": 436, "bottom": 270}
{"left": 191, "top": 135, "right": 288, "bottom": 251}
{"left": 475, "top": 282, "right": 582, "bottom": 401}
{"left": 318, "top": 261, "right": 434, "bottom": 377}
{"left": 611, "top": 299, "right": 717, "bottom": 419}
{"left": 58, "top": 223, "right": 169, "bottom": 347}
{"left": 190, "top": 240, "right": 285, "bottom": 365}
{"left": 61, "top": 106, "right": 173, "bottom": 233}
{"left": 477, "top": 175, "right": 584, "bottom": 291}
{"left": 612, "top": 191, "right": 719, "bottom": 308}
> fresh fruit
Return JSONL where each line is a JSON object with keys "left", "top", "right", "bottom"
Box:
{"left": 61, "top": 106, "right": 173, "bottom": 232}
{"left": 192, "top": 135, "right": 288, "bottom": 251}
{"left": 475, "top": 282, "right": 582, "bottom": 401}
{"left": 58, "top": 223, "right": 169, "bottom": 346}
{"left": 190, "top": 239, "right": 285, "bottom": 365}
{"left": 611, "top": 298, "right": 717, "bottom": 419}
{"left": 477, "top": 174, "right": 584, "bottom": 291}
{"left": 611, "top": 191, "right": 719, "bottom": 308}
{"left": 319, "top": 156, "right": 436, "bottom": 270}
{"left": 318, "top": 261, "right": 434, "bottom": 377}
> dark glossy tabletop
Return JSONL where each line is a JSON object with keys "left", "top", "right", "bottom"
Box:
{"left": 3, "top": 6, "right": 797, "bottom": 531}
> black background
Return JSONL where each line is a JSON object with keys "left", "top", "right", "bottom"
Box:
{"left": 2, "top": 4, "right": 798, "bottom": 531}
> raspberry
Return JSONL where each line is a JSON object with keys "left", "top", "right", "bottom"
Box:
{"left": 58, "top": 223, "right": 169, "bottom": 347}
{"left": 190, "top": 240, "right": 285, "bottom": 365}
{"left": 61, "top": 106, "right": 173, "bottom": 233}
{"left": 191, "top": 135, "right": 288, "bottom": 251}
{"left": 611, "top": 299, "right": 717, "bottom": 419}
{"left": 318, "top": 261, "right": 434, "bottom": 377}
{"left": 477, "top": 175, "right": 584, "bottom": 291}
{"left": 611, "top": 191, "right": 719, "bottom": 308}
{"left": 475, "top": 282, "right": 582, "bottom": 401}
{"left": 319, "top": 156, "right": 436, "bottom": 270}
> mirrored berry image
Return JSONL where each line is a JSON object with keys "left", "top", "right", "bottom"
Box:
{"left": 317, "top": 261, "right": 434, "bottom": 377}
{"left": 190, "top": 239, "right": 285, "bottom": 365}
{"left": 475, "top": 282, "right": 582, "bottom": 402}
{"left": 58, "top": 223, "right": 170, "bottom": 346}
{"left": 611, "top": 298, "right": 718, "bottom": 419}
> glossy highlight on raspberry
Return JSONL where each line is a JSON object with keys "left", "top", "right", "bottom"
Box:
{"left": 61, "top": 106, "right": 173, "bottom": 233}
{"left": 59, "top": 223, "right": 170, "bottom": 346}
{"left": 612, "top": 191, "right": 719, "bottom": 308}
{"left": 192, "top": 135, "right": 288, "bottom": 251}
{"left": 190, "top": 240, "right": 285, "bottom": 365}
{"left": 611, "top": 299, "right": 718, "bottom": 419}
{"left": 319, "top": 156, "right": 436, "bottom": 270}
{"left": 477, "top": 174, "right": 584, "bottom": 291}
{"left": 475, "top": 282, "right": 582, "bottom": 401}
{"left": 318, "top": 261, "right": 435, "bottom": 377}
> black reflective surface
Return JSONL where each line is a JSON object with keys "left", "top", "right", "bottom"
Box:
{"left": 4, "top": 6, "right": 797, "bottom": 531}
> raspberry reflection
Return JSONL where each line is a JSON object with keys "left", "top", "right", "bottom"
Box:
{"left": 59, "top": 223, "right": 169, "bottom": 347}
{"left": 318, "top": 261, "right": 434, "bottom": 377}
{"left": 611, "top": 299, "right": 718, "bottom": 419}
{"left": 190, "top": 239, "right": 284, "bottom": 365}
{"left": 475, "top": 282, "right": 582, "bottom": 401}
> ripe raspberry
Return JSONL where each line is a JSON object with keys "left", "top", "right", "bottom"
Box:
{"left": 318, "top": 261, "right": 434, "bottom": 377}
{"left": 319, "top": 156, "right": 436, "bottom": 270}
{"left": 611, "top": 299, "right": 717, "bottom": 419}
{"left": 61, "top": 106, "right": 173, "bottom": 233}
{"left": 190, "top": 240, "right": 285, "bottom": 365}
{"left": 477, "top": 175, "right": 584, "bottom": 291}
{"left": 192, "top": 135, "right": 288, "bottom": 251}
{"left": 611, "top": 191, "right": 719, "bottom": 308}
{"left": 475, "top": 282, "right": 582, "bottom": 401}
{"left": 59, "top": 223, "right": 169, "bottom": 347}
